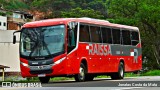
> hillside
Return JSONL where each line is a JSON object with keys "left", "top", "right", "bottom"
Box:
{"left": 0, "top": 0, "right": 29, "bottom": 10}
{"left": 0, "top": 0, "right": 108, "bottom": 19}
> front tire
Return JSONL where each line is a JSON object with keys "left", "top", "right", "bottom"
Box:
{"left": 111, "top": 62, "right": 124, "bottom": 80}
{"left": 75, "top": 63, "right": 86, "bottom": 82}
{"left": 39, "top": 77, "right": 50, "bottom": 83}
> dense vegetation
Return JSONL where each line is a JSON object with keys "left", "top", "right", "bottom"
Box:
{"left": 0, "top": 0, "right": 29, "bottom": 10}
{"left": 0, "top": 0, "right": 160, "bottom": 70}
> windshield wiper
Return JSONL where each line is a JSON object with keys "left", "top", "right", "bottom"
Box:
{"left": 29, "top": 29, "right": 40, "bottom": 57}
{"left": 42, "top": 40, "right": 52, "bottom": 57}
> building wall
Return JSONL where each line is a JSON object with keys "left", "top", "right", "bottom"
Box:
{"left": 8, "top": 17, "right": 25, "bottom": 23}
{"left": 0, "top": 30, "right": 20, "bottom": 72}
{"left": 7, "top": 21, "right": 20, "bottom": 30}
{"left": 0, "top": 16, "right": 7, "bottom": 30}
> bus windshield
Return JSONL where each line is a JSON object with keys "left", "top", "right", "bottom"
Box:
{"left": 20, "top": 25, "right": 65, "bottom": 58}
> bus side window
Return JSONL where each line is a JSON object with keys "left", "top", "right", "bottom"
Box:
{"left": 79, "top": 25, "right": 90, "bottom": 42}
{"left": 122, "top": 30, "right": 131, "bottom": 45}
{"left": 101, "top": 27, "right": 112, "bottom": 44}
{"left": 112, "top": 28, "right": 120, "bottom": 44}
{"left": 131, "top": 31, "right": 139, "bottom": 46}
{"left": 67, "top": 26, "right": 77, "bottom": 53}
{"left": 90, "top": 26, "right": 102, "bottom": 43}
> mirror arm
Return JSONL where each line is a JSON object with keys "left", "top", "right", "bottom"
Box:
{"left": 13, "top": 30, "right": 22, "bottom": 44}
{"left": 13, "top": 30, "right": 22, "bottom": 36}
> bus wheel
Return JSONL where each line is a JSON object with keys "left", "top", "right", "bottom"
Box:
{"left": 111, "top": 62, "right": 124, "bottom": 80}
{"left": 85, "top": 74, "right": 94, "bottom": 81}
{"left": 39, "top": 77, "right": 50, "bottom": 83}
{"left": 75, "top": 63, "right": 86, "bottom": 82}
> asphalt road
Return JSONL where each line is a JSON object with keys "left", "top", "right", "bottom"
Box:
{"left": 1, "top": 76, "right": 160, "bottom": 90}
{"left": 42, "top": 76, "right": 160, "bottom": 87}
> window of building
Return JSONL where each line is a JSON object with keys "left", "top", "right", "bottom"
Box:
{"left": 0, "top": 22, "right": 1, "bottom": 26}
{"left": 112, "top": 28, "right": 120, "bottom": 44}
{"left": 21, "top": 15, "right": 23, "bottom": 19}
{"left": 90, "top": 26, "right": 102, "bottom": 43}
{"left": 79, "top": 24, "right": 90, "bottom": 42}
{"left": 122, "top": 30, "right": 131, "bottom": 45}
{"left": 101, "top": 27, "right": 112, "bottom": 44}
{"left": 3, "top": 22, "right": 6, "bottom": 26}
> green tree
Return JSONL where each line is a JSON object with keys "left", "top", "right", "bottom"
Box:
{"left": 138, "top": 0, "right": 160, "bottom": 68}
{"left": 0, "top": 0, "right": 29, "bottom": 10}
{"left": 88, "top": 0, "right": 108, "bottom": 17}
{"left": 109, "top": 0, "right": 160, "bottom": 69}
{"left": 30, "top": 0, "right": 106, "bottom": 18}
{"left": 31, "top": 0, "right": 76, "bottom": 18}
{"left": 61, "top": 7, "right": 104, "bottom": 19}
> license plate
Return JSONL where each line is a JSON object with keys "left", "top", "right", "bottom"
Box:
{"left": 38, "top": 74, "right": 46, "bottom": 77}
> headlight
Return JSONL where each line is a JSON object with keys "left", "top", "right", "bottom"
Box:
{"left": 20, "top": 62, "right": 29, "bottom": 67}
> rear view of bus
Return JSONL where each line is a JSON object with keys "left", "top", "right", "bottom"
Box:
{"left": 13, "top": 18, "right": 142, "bottom": 83}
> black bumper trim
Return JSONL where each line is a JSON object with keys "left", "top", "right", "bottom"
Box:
{"left": 30, "top": 69, "right": 53, "bottom": 74}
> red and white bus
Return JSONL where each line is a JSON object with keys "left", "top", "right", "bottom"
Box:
{"left": 13, "top": 18, "right": 142, "bottom": 83}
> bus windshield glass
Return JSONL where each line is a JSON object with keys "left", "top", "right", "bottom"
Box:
{"left": 20, "top": 25, "right": 65, "bottom": 58}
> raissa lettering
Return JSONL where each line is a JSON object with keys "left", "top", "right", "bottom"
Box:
{"left": 88, "top": 44, "right": 112, "bottom": 56}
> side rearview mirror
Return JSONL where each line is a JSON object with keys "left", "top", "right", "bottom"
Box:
{"left": 13, "top": 30, "right": 22, "bottom": 44}
{"left": 13, "top": 35, "right": 16, "bottom": 44}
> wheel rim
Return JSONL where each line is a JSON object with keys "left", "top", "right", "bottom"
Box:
{"left": 79, "top": 66, "right": 85, "bottom": 80}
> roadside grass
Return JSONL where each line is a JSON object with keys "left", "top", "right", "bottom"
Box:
{"left": 125, "top": 73, "right": 140, "bottom": 77}
{"left": 141, "top": 70, "right": 160, "bottom": 76}
{"left": 124, "top": 70, "right": 160, "bottom": 77}
{"left": 96, "top": 75, "right": 110, "bottom": 78}
{"left": 50, "top": 77, "right": 74, "bottom": 81}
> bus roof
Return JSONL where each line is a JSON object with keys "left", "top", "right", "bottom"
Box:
{"left": 23, "top": 18, "right": 139, "bottom": 30}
